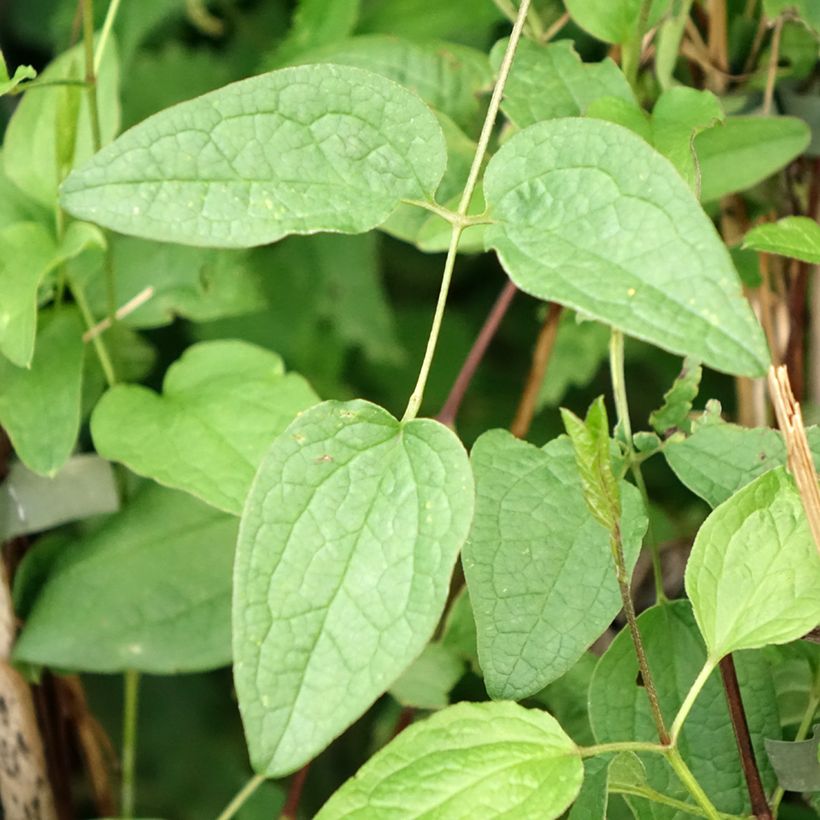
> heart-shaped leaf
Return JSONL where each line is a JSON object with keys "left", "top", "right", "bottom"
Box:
{"left": 233, "top": 399, "right": 474, "bottom": 776}
{"left": 91, "top": 340, "right": 318, "bottom": 514}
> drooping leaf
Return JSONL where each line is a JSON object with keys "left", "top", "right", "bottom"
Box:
{"left": 463, "top": 430, "right": 646, "bottom": 700}
{"left": 589, "top": 600, "right": 781, "bottom": 816}
{"left": 649, "top": 358, "right": 702, "bottom": 435}
{"left": 271, "top": 0, "right": 360, "bottom": 66}
{"left": 483, "top": 118, "right": 770, "bottom": 377}
{"left": 233, "top": 400, "right": 474, "bottom": 776}
{"left": 314, "top": 701, "right": 583, "bottom": 819}
{"left": 765, "top": 726, "right": 820, "bottom": 793}
{"left": 0, "top": 455, "right": 119, "bottom": 541}
{"left": 765, "top": 641, "right": 820, "bottom": 728}
{"left": 60, "top": 64, "right": 447, "bottom": 248}
{"left": 695, "top": 116, "right": 811, "bottom": 202}
{"left": 291, "top": 35, "right": 492, "bottom": 135}
{"left": 744, "top": 216, "right": 820, "bottom": 265}
{"left": 3, "top": 38, "right": 120, "bottom": 207}
{"left": 0, "top": 220, "right": 105, "bottom": 367}
{"left": 13, "top": 484, "right": 237, "bottom": 673}
{"left": 492, "top": 38, "right": 634, "bottom": 129}
{"left": 389, "top": 643, "right": 464, "bottom": 710}
{"left": 685, "top": 467, "right": 820, "bottom": 660}
{"left": 91, "top": 341, "right": 318, "bottom": 514}
{"left": 564, "top": 0, "right": 672, "bottom": 44}
{"left": 0, "top": 308, "right": 84, "bottom": 476}
{"left": 0, "top": 52, "right": 36, "bottom": 96}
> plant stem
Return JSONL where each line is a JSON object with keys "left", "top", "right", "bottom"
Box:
{"left": 610, "top": 784, "right": 722, "bottom": 818}
{"left": 670, "top": 658, "right": 716, "bottom": 742}
{"left": 70, "top": 277, "right": 117, "bottom": 386}
{"left": 81, "top": 0, "right": 102, "bottom": 152}
{"left": 216, "top": 774, "right": 266, "bottom": 820}
{"left": 436, "top": 280, "right": 517, "bottom": 428}
{"left": 510, "top": 302, "right": 562, "bottom": 439}
{"left": 94, "top": 0, "right": 122, "bottom": 72}
{"left": 666, "top": 747, "right": 722, "bottom": 820}
{"left": 280, "top": 763, "right": 311, "bottom": 819}
{"left": 623, "top": 0, "right": 653, "bottom": 89}
{"left": 579, "top": 740, "right": 667, "bottom": 758}
{"left": 403, "top": 0, "right": 532, "bottom": 420}
{"left": 718, "top": 655, "right": 773, "bottom": 819}
{"left": 120, "top": 670, "right": 140, "bottom": 819}
{"left": 762, "top": 15, "right": 783, "bottom": 116}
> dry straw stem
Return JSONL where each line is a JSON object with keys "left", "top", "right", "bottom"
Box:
{"left": 768, "top": 364, "right": 820, "bottom": 553}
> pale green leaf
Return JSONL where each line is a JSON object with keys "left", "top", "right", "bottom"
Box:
{"left": 272, "top": 0, "right": 360, "bottom": 66}
{"left": 3, "top": 38, "right": 120, "bottom": 207}
{"left": 60, "top": 65, "right": 447, "bottom": 248}
{"left": 0, "top": 52, "right": 37, "bottom": 96}
{"left": 744, "top": 216, "right": 820, "bottom": 265}
{"left": 695, "top": 116, "right": 811, "bottom": 202}
{"left": 589, "top": 600, "right": 780, "bottom": 816}
{"left": 564, "top": 0, "right": 672, "bottom": 44}
{"left": 483, "top": 118, "right": 770, "bottom": 377}
{"left": 13, "top": 484, "right": 237, "bottom": 673}
{"left": 0, "top": 455, "right": 119, "bottom": 540}
{"left": 686, "top": 467, "right": 820, "bottom": 659}
{"left": 649, "top": 358, "right": 702, "bottom": 435}
{"left": 314, "top": 701, "right": 583, "bottom": 820}
{"left": 764, "top": 0, "right": 820, "bottom": 33}
{"left": 0, "top": 308, "right": 84, "bottom": 476}
{"left": 463, "top": 430, "right": 646, "bottom": 700}
{"left": 292, "top": 35, "right": 491, "bottom": 134}
{"left": 389, "top": 643, "right": 464, "bottom": 710}
{"left": 91, "top": 340, "right": 318, "bottom": 514}
{"left": 233, "top": 399, "right": 474, "bottom": 776}
{"left": 492, "top": 38, "right": 634, "bottom": 129}
{"left": 0, "top": 152, "right": 49, "bottom": 230}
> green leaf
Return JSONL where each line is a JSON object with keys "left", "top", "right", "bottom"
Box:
{"left": 389, "top": 643, "right": 464, "bottom": 710}
{"left": 686, "top": 467, "right": 820, "bottom": 660}
{"left": 91, "top": 341, "right": 318, "bottom": 514}
{"left": 314, "top": 701, "right": 583, "bottom": 819}
{"left": 744, "top": 216, "right": 820, "bottom": 265}
{"left": 440, "top": 587, "right": 479, "bottom": 673}
{"left": 561, "top": 397, "right": 622, "bottom": 532}
{"left": 233, "top": 399, "right": 474, "bottom": 776}
{"left": 765, "top": 726, "right": 820, "bottom": 793}
{"left": 463, "top": 430, "right": 646, "bottom": 700}
{"left": 695, "top": 116, "right": 811, "bottom": 202}
{"left": 0, "top": 152, "right": 49, "bottom": 230}
{"left": 483, "top": 118, "right": 770, "bottom": 377}
{"left": 0, "top": 308, "right": 84, "bottom": 476}
{"left": 291, "top": 35, "right": 491, "bottom": 135}
{"left": 13, "top": 484, "right": 237, "bottom": 673}
{"left": 766, "top": 641, "right": 820, "bottom": 728}
{"left": 0, "top": 52, "right": 37, "bottom": 96}
{"left": 589, "top": 600, "right": 781, "bottom": 816}
{"left": 492, "top": 38, "right": 634, "bottom": 129}
{"left": 0, "top": 455, "right": 119, "bottom": 540}
{"left": 272, "top": 0, "right": 360, "bottom": 66}
{"left": 60, "top": 64, "right": 447, "bottom": 249}
{"left": 3, "top": 38, "right": 120, "bottom": 207}
{"left": 664, "top": 420, "right": 803, "bottom": 507}
{"left": 655, "top": 0, "right": 695, "bottom": 90}
{"left": 564, "top": 0, "right": 672, "bottom": 44}
{"left": 764, "top": 0, "right": 820, "bottom": 33}
{"left": 568, "top": 757, "right": 609, "bottom": 820}
{"left": 649, "top": 358, "right": 702, "bottom": 435}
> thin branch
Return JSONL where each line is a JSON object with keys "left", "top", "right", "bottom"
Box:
{"left": 81, "top": 0, "right": 102, "bottom": 152}
{"left": 436, "top": 280, "right": 517, "bottom": 428}
{"left": 83, "top": 286, "right": 155, "bottom": 342}
{"left": 510, "top": 303, "right": 562, "bottom": 438}
{"left": 762, "top": 15, "right": 783, "bottom": 115}
{"left": 216, "top": 774, "right": 266, "bottom": 820}
{"left": 540, "top": 11, "right": 570, "bottom": 43}
{"left": 280, "top": 764, "right": 311, "bottom": 820}
{"left": 120, "top": 670, "right": 140, "bottom": 818}
{"left": 718, "top": 655, "right": 773, "bottom": 819}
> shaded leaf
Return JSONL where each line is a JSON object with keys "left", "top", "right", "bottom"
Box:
{"left": 389, "top": 643, "right": 464, "bottom": 710}
{"left": 0, "top": 52, "right": 36, "bottom": 96}
{"left": 765, "top": 726, "right": 820, "bottom": 793}
{"left": 91, "top": 341, "right": 318, "bottom": 514}
{"left": 564, "top": 0, "right": 672, "bottom": 44}
{"left": 744, "top": 216, "right": 820, "bottom": 265}
{"left": 272, "top": 0, "right": 360, "bottom": 66}
{"left": 13, "top": 484, "right": 237, "bottom": 673}
{"left": 233, "top": 400, "right": 474, "bottom": 776}
{"left": 315, "top": 701, "right": 583, "bottom": 819}
{"left": 61, "top": 64, "right": 447, "bottom": 248}
{"left": 649, "top": 358, "right": 702, "bottom": 435}
{"left": 686, "top": 467, "right": 820, "bottom": 660}
{"left": 483, "top": 118, "right": 770, "bottom": 377}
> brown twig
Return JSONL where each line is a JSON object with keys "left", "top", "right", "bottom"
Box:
{"left": 718, "top": 656, "right": 773, "bottom": 819}
{"left": 706, "top": 0, "right": 729, "bottom": 92}
{"left": 510, "top": 303, "right": 563, "bottom": 438}
{"left": 392, "top": 707, "right": 416, "bottom": 738}
{"left": 280, "top": 763, "right": 310, "bottom": 820}
{"left": 436, "top": 280, "right": 517, "bottom": 429}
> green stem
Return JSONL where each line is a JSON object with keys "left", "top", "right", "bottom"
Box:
{"left": 402, "top": 0, "right": 532, "bottom": 420}
{"left": 94, "top": 0, "right": 123, "bottom": 73}
{"left": 81, "top": 0, "right": 102, "bottom": 152}
{"left": 670, "top": 659, "right": 716, "bottom": 742}
{"left": 121, "top": 669, "right": 140, "bottom": 818}
{"left": 610, "top": 784, "right": 723, "bottom": 818}
{"left": 623, "top": 0, "right": 653, "bottom": 90}
{"left": 70, "top": 277, "right": 117, "bottom": 386}
{"left": 770, "top": 688, "right": 820, "bottom": 814}
{"left": 631, "top": 462, "right": 667, "bottom": 603}
{"left": 666, "top": 747, "right": 722, "bottom": 820}
{"left": 579, "top": 740, "right": 667, "bottom": 758}
{"left": 216, "top": 774, "right": 266, "bottom": 820}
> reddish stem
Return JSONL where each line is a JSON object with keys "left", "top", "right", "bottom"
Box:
{"left": 280, "top": 763, "right": 310, "bottom": 820}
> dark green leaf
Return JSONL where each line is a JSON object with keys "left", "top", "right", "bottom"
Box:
{"left": 765, "top": 726, "right": 820, "bottom": 793}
